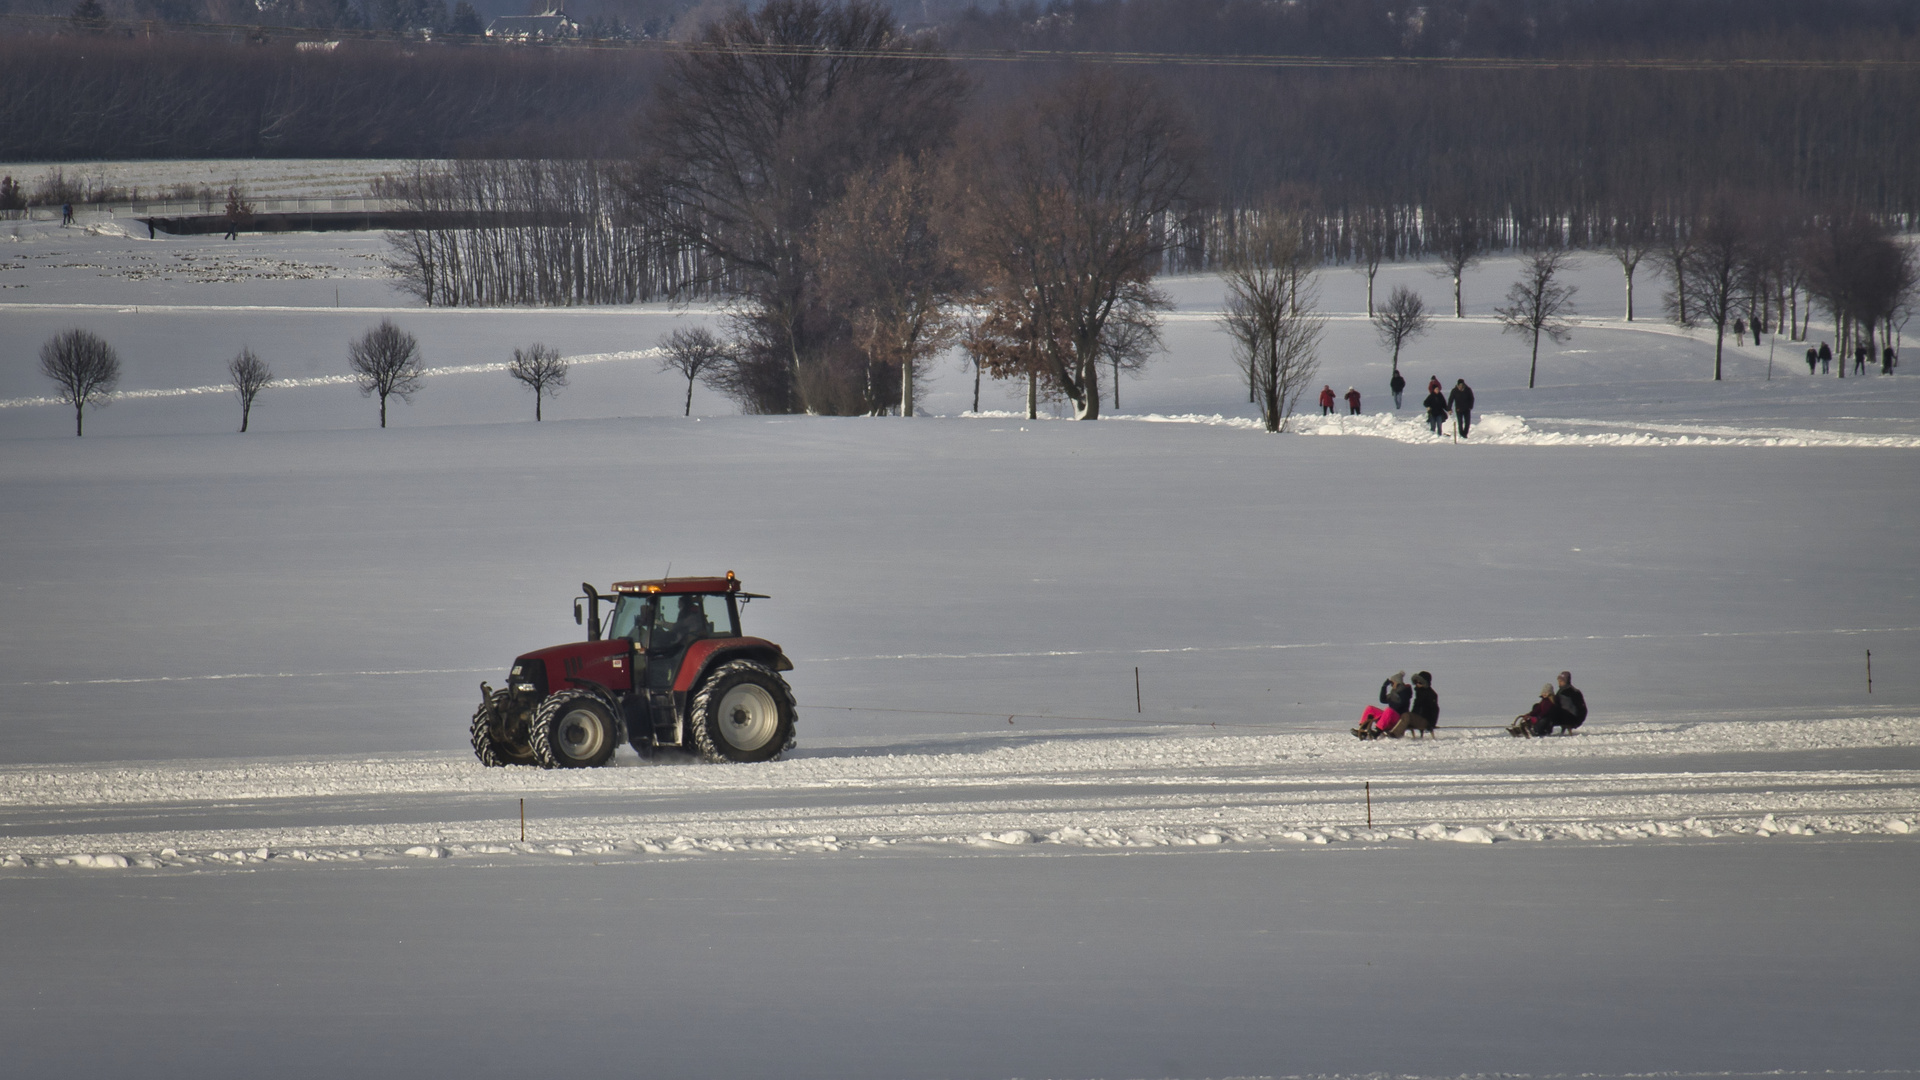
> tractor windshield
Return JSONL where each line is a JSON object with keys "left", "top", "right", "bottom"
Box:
{"left": 651, "top": 594, "right": 737, "bottom": 647}
{"left": 608, "top": 593, "right": 737, "bottom": 646}
{"left": 608, "top": 596, "right": 652, "bottom": 642}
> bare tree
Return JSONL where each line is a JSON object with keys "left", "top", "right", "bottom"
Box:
{"left": 1220, "top": 216, "right": 1324, "bottom": 432}
{"left": 40, "top": 328, "right": 119, "bottom": 437}
{"left": 1495, "top": 250, "right": 1579, "bottom": 388}
{"left": 1806, "top": 217, "right": 1920, "bottom": 372}
{"left": 952, "top": 70, "right": 1199, "bottom": 420}
{"left": 629, "top": 0, "right": 968, "bottom": 414}
{"left": 809, "top": 155, "right": 964, "bottom": 417}
{"left": 1372, "top": 284, "right": 1431, "bottom": 377}
{"left": 1604, "top": 214, "right": 1657, "bottom": 321}
{"left": 507, "top": 343, "right": 568, "bottom": 421}
{"left": 1673, "top": 207, "right": 1753, "bottom": 382}
{"left": 227, "top": 346, "right": 271, "bottom": 433}
{"left": 1351, "top": 207, "right": 1392, "bottom": 317}
{"left": 1657, "top": 227, "right": 1699, "bottom": 327}
{"left": 658, "top": 327, "right": 731, "bottom": 416}
{"left": 1429, "top": 210, "right": 1484, "bottom": 318}
{"left": 347, "top": 319, "right": 425, "bottom": 427}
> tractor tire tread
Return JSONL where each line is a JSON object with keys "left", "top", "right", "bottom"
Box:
{"left": 472, "top": 689, "right": 538, "bottom": 767}
{"left": 689, "top": 660, "right": 797, "bottom": 764}
{"left": 530, "top": 688, "right": 620, "bottom": 769}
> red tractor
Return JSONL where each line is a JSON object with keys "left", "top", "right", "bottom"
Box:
{"left": 471, "top": 572, "right": 797, "bottom": 767}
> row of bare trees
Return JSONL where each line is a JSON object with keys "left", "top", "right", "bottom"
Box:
{"left": 385, "top": 160, "right": 711, "bottom": 307}
{"left": 1655, "top": 202, "right": 1918, "bottom": 380}
{"left": 38, "top": 322, "right": 589, "bottom": 434}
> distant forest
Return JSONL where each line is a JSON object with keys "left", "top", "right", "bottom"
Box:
{"left": 4, "top": 0, "right": 1919, "bottom": 221}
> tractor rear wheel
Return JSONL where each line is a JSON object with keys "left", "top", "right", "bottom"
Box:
{"left": 689, "top": 660, "right": 796, "bottom": 763}
{"left": 530, "top": 691, "right": 619, "bottom": 769}
{"left": 472, "top": 689, "right": 537, "bottom": 767}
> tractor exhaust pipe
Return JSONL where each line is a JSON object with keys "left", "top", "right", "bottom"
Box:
{"left": 577, "top": 583, "right": 603, "bottom": 641}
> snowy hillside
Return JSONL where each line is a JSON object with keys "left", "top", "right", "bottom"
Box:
{"left": 1, "top": 213, "right": 1915, "bottom": 1080}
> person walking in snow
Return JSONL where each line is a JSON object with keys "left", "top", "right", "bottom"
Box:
{"left": 1447, "top": 378, "right": 1475, "bottom": 439}
{"left": 1319, "top": 385, "right": 1336, "bottom": 416}
{"left": 1884, "top": 345, "right": 1896, "bottom": 374}
{"left": 1856, "top": 344, "right": 1868, "bottom": 375}
{"left": 1733, "top": 316, "right": 1746, "bottom": 342}
{"left": 1345, "top": 387, "right": 1362, "bottom": 415}
{"left": 61, "top": 201, "right": 73, "bottom": 227}
{"left": 1819, "top": 342, "right": 1832, "bottom": 373}
{"left": 1806, "top": 347, "right": 1818, "bottom": 375}
{"left": 1390, "top": 369, "right": 1406, "bottom": 409}
{"left": 1422, "top": 385, "right": 1450, "bottom": 436}
{"left": 1354, "top": 672, "right": 1412, "bottom": 740}
{"left": 1427, "top": 375, "right": 1442, "bottom": 396}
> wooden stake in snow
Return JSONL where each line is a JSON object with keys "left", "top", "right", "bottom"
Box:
{"left": 1866, "top": 650, "right": 1872, "bottom": 694}
{"left": 520, "top": 797, "right": 525, "bottom": 842}
{"left": 1135, "top": 667, "right": 1142, "bottom": 713}
{"left": 1366, "top": 781, "right": 1372, "bottom": 827}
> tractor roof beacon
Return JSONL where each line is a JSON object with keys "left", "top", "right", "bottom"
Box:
{"left": 471, "top": 571, "right": 797, "bottom": 768}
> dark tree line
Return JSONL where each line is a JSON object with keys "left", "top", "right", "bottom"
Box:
{"left": 940, "top": 0, "right": 1920, "bottom": 60}
{"left": 0, "top": 33, "right": 657, "bottom": 160}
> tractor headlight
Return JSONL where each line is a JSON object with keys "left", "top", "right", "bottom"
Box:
{"left": 514, "top": 682, "right": 536, "bottom": 693}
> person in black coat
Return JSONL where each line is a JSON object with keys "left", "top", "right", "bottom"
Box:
{"left": 1552, "top": 671, "right": 1587, "bottom": 732}
{"left": 1885, "top": 346, "right": 1897, "bottom": 375}
{"left": 1806, "top": 347, "right": 1818, "bottom": 375}
{"left": 1819, "top": 342, "right": 1832, "bottom": 373}
{"left": 1422, "top": 387, "right": 1449, "bottom": 435}
{"left": 1390, "top": 670, "right": 1440, "bottom": 737}
{"left": 1447, "top": 379, "right": 1475, "bottom": 438}
{"left": 1390, "top": 369, "right": 1406, "bottom": 409}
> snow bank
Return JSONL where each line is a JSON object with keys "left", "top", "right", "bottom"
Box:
{"left": 3, "top": 718, "right": 1912, "bottom": 872}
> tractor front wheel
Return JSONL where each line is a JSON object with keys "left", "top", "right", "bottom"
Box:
{"left": 690, "top": 660, "right": 796, "bottom": 763}
{"left": 530, "top": 691, "right": 619, "bottom": 769}
{"left": 472, "top": 688, "right": 537, "bottom": 767}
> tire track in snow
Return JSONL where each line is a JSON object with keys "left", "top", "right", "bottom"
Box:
{"left": 2, "top": 719, "right": 1914, "bottom": 866}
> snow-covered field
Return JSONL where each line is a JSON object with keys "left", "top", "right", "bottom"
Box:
{"left": 1, "top": 210, "right": 1916, "bottom": 1079}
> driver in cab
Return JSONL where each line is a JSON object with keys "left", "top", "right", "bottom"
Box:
{"left": 657, "top": 596, "right": 712, "bottom": 654}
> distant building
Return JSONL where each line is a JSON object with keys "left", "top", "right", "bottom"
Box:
{"left": 485, "top": 9, "right": 579, "bottom": 42}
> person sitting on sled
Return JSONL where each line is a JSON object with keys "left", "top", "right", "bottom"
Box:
{"left": 1510, "top": 684, "right": 1560, "bottom": 737}
{"left": 1354, "top": 671, "right": 1412, "bottom": 739}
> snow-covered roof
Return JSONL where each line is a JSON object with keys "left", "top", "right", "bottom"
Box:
{"left": 484, "top": 10, "right": 577, "bottom": 40}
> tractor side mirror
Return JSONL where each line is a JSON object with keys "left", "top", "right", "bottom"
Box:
{"left": 574, "top": 600, "right": 583, "bottom": 626}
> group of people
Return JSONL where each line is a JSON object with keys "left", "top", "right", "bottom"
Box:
{"left": 1507, "top": 671, "right": 1588, "bottom": 737}
{"left": 1351, "top": 669, "right": 1587, "bottom": 740}
{"left": 1319, "top": 385, "right": 1363, "bottom": 415}
{"left": 1804, "top": 342, "right": 1899, "bottom": 376}
{"left": 1353, "top": 670, "right": 1441, "bottom": 739}
{"left": 1323, "top": 375, "right": 1476, "bottom": 439}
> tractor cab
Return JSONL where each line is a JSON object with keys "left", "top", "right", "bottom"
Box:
{"left": 471, "top": 572, "right": 797, "bottom": 768}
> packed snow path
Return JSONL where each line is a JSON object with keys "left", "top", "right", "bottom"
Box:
{"left": 4, "top": 720, "right": 1913, "bottom": 870}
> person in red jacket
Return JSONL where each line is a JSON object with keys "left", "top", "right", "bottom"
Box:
{"left": 1344, "top": 387, "right": 1362, "bottom": 414}
{"left": 1319, "top": 385, "right": 1336, "bottom": 415}
{"left": 1427, "top": 375, "right": 1442, "bottom": 395}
